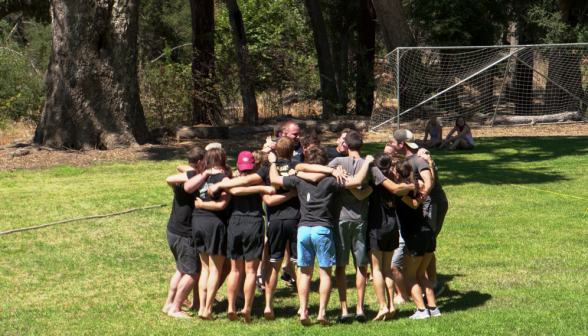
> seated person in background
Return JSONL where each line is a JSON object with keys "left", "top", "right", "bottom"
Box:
{"left": 415, "top": 114, "right": 442, "bottom": 149}
{"left": 438, "top": 117, "right": 475, "bottom": 151}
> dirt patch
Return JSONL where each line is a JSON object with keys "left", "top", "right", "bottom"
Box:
{"left": 1, "top": 123, "right": 587, "bottom": 172}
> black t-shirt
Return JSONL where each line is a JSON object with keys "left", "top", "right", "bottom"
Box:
{"left": 367, "top": 182, "right": 397, "bottom": 232}
{"left": 291, "top": 143, "right": 304, "bottom": 164}
{"left": 256, "top": 159, "right": 301, "bottom": 220}
{"left": 167, "top": 175, "right": 196, "bottom": 237}
{"left": 395, "top": 192, "right": 432, "bottom": 239}
{"left": 231, "top": 193, "right": 265, "bottom": 217}
{"left": 192, "top": 173, "right": 229, "bottom": 222}
{"left": 283, "top": 176, "right": 345, "bottom": 229}
{"left": 326, "top": 146, "right": 347, "bottom": 163}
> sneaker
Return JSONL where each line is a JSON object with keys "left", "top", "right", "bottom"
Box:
{"left": 429, "top": 307, "right": 441, "bottom": 317}
{"left": 433, "top": 282, "right": 446, "bottom": 297}
{"left": 409, "top": 309, "right": 430, "bottom": 319}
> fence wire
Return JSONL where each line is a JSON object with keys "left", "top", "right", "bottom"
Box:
{"left": 370, "top": 44, "right": 588, "bottom": 132}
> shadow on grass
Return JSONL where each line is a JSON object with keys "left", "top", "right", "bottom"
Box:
{"left": 364, "top": 136, "right": 588, "bottom": 186}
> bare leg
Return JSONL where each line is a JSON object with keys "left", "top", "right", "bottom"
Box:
{"left": 242, "top": 259, "right": 261, "bottom": 323}
{"left": 264, "top": 261, "right": 282, "bottom": 319}
{"left": 382, "top": 252, "right": 396, "bottom": 320}
{"left": 317, "top": 266, "right": 333, "bottom": 326}
{"left": 369, "top": 251, "right": 389, "bottom": 321}
{"left": 198, "top": 254, "right": 210, "bottom": 319}
{"left": 403, "top": 254, "right": 426, "bottom": 310}
{"left": 227, "top": 259, "right": 243, "bottom": 321}
{"left": 391, "top": 266, "right": 410, "bottom": 303}
{"left": 298, "top": 265, "right": 313, "bottom": 326}
{"left": 201, "top": 254, "right": 226, "bottom": 320}
{"left": 163, "top": 270, "right": 182, "bottom": 313}
{"left": 417, "top": 253, "right": 436, "bottom": 308}
{"left": 450, "top": 138, "right": 466, "bottom": 150}
{"left": 356, "top": 265, "right": 367, "bottom": 316}
{"left": 426, "top": 253, "right": 437, "bottom": 284}
{"left": 168, "top": 274, "right": 198, "bottom": 318}
{"left": 335, "top": 265, "right": 349, "bottom": 317}
{"left": 258, "top": 237, "right": 269, "bottom": 290}
{"left": 190, "top": 286, "right": 200, "bottom": 311}
{"left": 218, "top": 258, "right": 231, "bottom": 289}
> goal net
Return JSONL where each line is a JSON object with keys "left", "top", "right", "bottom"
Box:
{"left": 370, "top": 44, "right": 588, "bottom": 132}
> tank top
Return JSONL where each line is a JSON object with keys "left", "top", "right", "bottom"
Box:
{"left": 428, "top": 123, "right": 440, "bottom": 140}
{"left": 458, "top": 125, "right": 474, "bottom": 145}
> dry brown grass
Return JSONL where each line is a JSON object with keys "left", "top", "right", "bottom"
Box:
{"left": 0, "top": 120, "right": 35, "bottom": 146}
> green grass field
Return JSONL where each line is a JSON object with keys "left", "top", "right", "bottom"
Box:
{"left": 2, "top": 136, "right": 588, "bottom": 335}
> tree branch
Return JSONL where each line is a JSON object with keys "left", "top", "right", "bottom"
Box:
{"left": 150, "top": 43, "right": 192, "bottom": 63}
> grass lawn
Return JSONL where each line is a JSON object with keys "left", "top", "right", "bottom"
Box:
{"left": 1, "top": 136, "right": 588, "bottom": 335}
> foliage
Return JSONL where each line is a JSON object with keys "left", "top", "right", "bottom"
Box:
{"left": 139, "top": 62, "right": 194, "bottom": 129}
{"left": 403, "top": 0, "right": 508, "bottom": 46}
{"left": 524, "top": 0, "right": 588, "bottom": 44}
{"left": 2, "top": 137, "right": 588, "bottom": 334}
{"left": 0, "top": 18, "right": 48, "bottom": 123}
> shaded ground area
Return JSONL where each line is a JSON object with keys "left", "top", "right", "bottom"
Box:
{"left": 1, "top": 122, "right": 587, "bottom": 171}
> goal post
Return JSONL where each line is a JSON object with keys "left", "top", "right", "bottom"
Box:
{"left": 369, "top": 43, "right": 588, "bottom": 133}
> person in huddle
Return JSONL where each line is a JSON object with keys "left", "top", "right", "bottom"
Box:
{"left": 366, "top": 153, "right": 415, "bottom": 321}
{"left": 223, "top": 151, "right": 276, "bottom": 323}
{"left": 394, "top": 159, "right": 440, "bottom": 319}
{"left": 270, "top": 145, "right": 375, "bottom": 326}
{"left": 188, "top": 148, "right": 232, "bottom": 320}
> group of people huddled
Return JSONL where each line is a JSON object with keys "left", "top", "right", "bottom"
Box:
{"left": 162, "top": 120, "right": 449, "bottom": 325}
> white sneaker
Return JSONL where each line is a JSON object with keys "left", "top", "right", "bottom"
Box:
{"left": 409, "top": 309, "right": 430, "bottom": 319}
{"left": 429, "top": 307, "right": 441, "bottom": 317}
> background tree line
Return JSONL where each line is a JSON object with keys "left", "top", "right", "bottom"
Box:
{"left": 1, "top": 0, "right": 587, "bottom": 138}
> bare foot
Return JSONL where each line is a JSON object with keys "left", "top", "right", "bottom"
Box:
{"left": 189, "top": 304, "right": 199, "bottom": 311}
{"left": 241, "top": 309, "right": 252, "bottom": 324}
{"left": 300, "top": 310, "right": 311, "bottom": 326}
{"left": 394, "top": 296, "right": 408, "bottom": 305}
{"left": 182, "top": 299, "right": 192, "bottom": 308}
{"left": 264, "top": 310, "right": 275, "bottom": 320}
{"left": 384, "top": 310, "right": 396, "bottom": 321}
{"left": 373, "top": 308, "right": 389, "bottom": 321}
{"left": 162, "top": 304, "right": 172, "bottom": 313}
{"left": 168, "top": 310, "right": 192, "bottom": 318}
{"left": 228, "top": 311, "right": 240, "bottom": 321}
{"left": 317, "top": 316, "right": 331, "bottom": 326}
{"left": 198, "top": 311, "right": 214, "bottom": 321}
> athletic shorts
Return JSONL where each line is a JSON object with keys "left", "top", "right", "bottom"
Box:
{"left": 391, "top": 234, "right": 405, "bottom": 268}
{"left": 227, "top": 215, "right": 265, "bottom": 261}
{"left": 297, "top": 226, "right": 336, "bottom": 268}
{"left": 367, "top": 217, "right": 400, "bottom": 252}
{"left": 334, "top": 221, "right": 369, "bottom": 268}
{"left": 403, "top": 230, "right": 436, "bottom": 257}
{"left": 423, "top": 201, "right": 449, "bottom": 237}
{"left": 167, "top": 230, "right": 201, "bottom": 274}
{"left": 267, "top": 219, "right": 298, "bottom": 262}
{"left": 193, "top": 216, "right": 227, "bottom": 257}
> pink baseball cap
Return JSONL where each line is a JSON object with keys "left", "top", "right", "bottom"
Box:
{"left": 237, "top": 151, "right": 255, "bottom": 171}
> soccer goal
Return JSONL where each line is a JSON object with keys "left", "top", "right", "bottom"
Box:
{"left": 369, "top": 43, "right": 588, "bottom": 133}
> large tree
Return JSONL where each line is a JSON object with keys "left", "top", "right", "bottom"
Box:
{"left": 224, "top": 0, "right": 258, "bottom": 124}
{"left": 34, "top": 0, "right": 150, "bottom": 150}
{"left": 371, "top": 0, "right": 414, "bottom": 52}
{"left": 355, "top": 0, "right": 376, "bottom": 116}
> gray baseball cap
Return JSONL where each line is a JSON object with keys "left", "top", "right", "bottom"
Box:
{"left": 393, "top": 129, "right": 419, "bottom": 149}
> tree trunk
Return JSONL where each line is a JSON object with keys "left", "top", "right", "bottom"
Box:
{"left": 303, "top": 0, "right": 338, "bottom": 118}
{"left": 190, "top": 0, "right": 216, "bottom": 125}
{"left": 34, "top": 0, "right": 150, "bottom": 150}
{"left": 224, "top": 0, "right": 258, "bottom": 124}
{"left": 370, "top": 0, "right": 414, "bottom": 52}
{"left": 356, "top": 0, "right": 376, "bottom": 116}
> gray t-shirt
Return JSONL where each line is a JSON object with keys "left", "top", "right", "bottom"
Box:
{"left": 327, "top": 157, "right": 387, "bottom": 223}
{"left": 406, "top": 154, "right": 447, "bottom": 204}
{"left": 283, "top": 176, "right": 346, "bottom": 229}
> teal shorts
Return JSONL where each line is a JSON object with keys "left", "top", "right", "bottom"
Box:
{"left": 297, "top": 226, "right": 336, "bottom": 268}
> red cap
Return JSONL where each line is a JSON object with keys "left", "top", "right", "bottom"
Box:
{"left": 237, "top": 151, "right": 255, "bottom": 171}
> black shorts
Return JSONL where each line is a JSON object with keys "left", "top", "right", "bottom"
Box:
{"left": 167, "top": 230, "right": 202, "bottom": 274}
{"left": 403, "top": 229, "right": 436, "bottom": 257}
{"left": 227, "top": 215, "right": 265, "bottom": 261}
{"left": 193, "top": 216, "right": 227, "bottom": 257}
{"left": 267, "top": 219, "right": 298, "bottom": 262}
{"left": 367, "top": 216, "right": 400, "bottom": 252}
